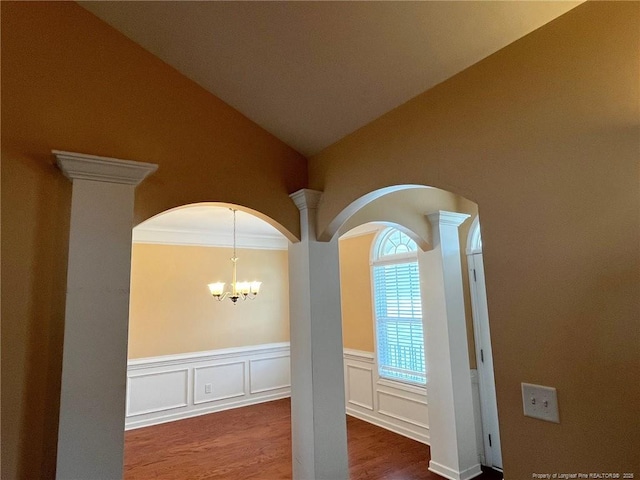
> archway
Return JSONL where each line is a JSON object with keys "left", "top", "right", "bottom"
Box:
{"left": 53, "top": 151, "right": 298, "bottom": 479}
{"left": 327, "top": 184, "right": 484, "bottom": 480}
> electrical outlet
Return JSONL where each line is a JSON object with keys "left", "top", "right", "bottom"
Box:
{"left": 522, "top": 383, "right": 559, "bottom": 423}
{"left": 204, "top": 383, "right": 212, "bottom": 394}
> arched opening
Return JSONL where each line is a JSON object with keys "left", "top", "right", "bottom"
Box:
{"left": 124, "top": 203, "right": 294, "bottom": 477}
{"left": 331, "top": 184, "right": 496, "bottom": 479}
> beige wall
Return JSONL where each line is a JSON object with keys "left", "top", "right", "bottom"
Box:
{"left": 128, "top": 244, "right": 289, "bottom": 359}
{"left": 1, "top": 2, "right": 306, "bottom": 478}
{"left": 311, "top": 2, "right": 639, "bottom": 476}
{"left": 339, "top": 233, "right": 375, "bottom": 352}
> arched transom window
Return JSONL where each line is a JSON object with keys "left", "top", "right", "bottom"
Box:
{"left": 372, "top": 227, "right": 425, "bottom": 384}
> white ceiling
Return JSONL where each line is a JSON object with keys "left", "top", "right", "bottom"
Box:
{"left": 134, "top": 205, "right": 288, "bottom": 249}
{"left": 79, "top": 1, "right": 581, "bottom": 156}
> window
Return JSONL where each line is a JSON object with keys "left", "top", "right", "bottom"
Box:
{"left": 372, "top": 228, "right": 425, "bottom": 385}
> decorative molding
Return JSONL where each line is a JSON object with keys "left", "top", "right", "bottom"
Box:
{"left": 343, "top": 349, "right": 375, "bottom": 363}
{"left": 249, "top": 355, "right": 292, "bottom": 394}
{"left": 377, "top": 377, "right": 427, "bottom": 396}
{"left": 128, "top": 342, "right": 290, "bottom": 370}
{"left": 346, "top": 364, "right": 374, "bottom": 410}
{"left": 193, "top": 362, "right": 246, "bottom": 404}
{"left": 125, "top": 343, "right": 290, "bottom": 430}
{"left": 290, "top": 189, "right": 323, "bottom": 211}
{"left": 126, "top": 368, "right": 189, "bottom": 417}
{"left": 377, "top": 391, "right": 429, "bottom": 429}
{"left": 426, "top": 210, "right": 471, "bottom": 228}
{"left": 132, "top": 227, "right": 288, "bottom": 250}
{"left": 53, "top": 150, "right": 158, "bottom": 185}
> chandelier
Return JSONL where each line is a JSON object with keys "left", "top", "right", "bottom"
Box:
{"left": 208, "top": 209, "right": 261, "bottom": 303}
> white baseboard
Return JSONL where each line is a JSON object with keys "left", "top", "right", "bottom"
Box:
{"left": 429, "top": 460, "right": 483, "bottom": 480}
{"left": 346, "top": 407, "right": 429, "bottom": 444}
{"left": 127, "top": 391, "right": 290, "bottom": 430}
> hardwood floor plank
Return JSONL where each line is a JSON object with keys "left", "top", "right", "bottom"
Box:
{"left": 124, "top": 399, "right": 502, "bottom": 480}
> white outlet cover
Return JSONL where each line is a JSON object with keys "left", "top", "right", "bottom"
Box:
{"left": 522, "top": 383, "right": 560, "bottom": 423}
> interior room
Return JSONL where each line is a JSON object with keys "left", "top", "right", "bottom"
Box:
{"left": 2, "top": 2, "right": 638, "bottom": 480}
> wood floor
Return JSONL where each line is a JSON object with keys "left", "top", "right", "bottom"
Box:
{"left": 124, "top": 398, "right": 502, "bottom": 480}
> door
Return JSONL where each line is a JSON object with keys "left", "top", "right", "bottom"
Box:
{"left": 468, "top": 253, "right": 503, "bottom": 470}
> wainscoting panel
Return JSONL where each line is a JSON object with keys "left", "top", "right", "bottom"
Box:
{"left": 249, "top": 355, "right": 291, "bottom": 394}
{"left": 343, "top": 349, "right": 484, "bottom": 460}
{"left": 126, "top": 343, "right": 290, "bottom": 430}
{"left": 346, "top": 364, "right": 374, "bottom": 410}
{"left": 194, "top": 362, "right": 245, "bottom": 404}
{"left": 127, "top": 369, "right": 189, "bottom": 417}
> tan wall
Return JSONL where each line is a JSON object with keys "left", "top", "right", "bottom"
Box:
{"left": 1, "top": 2, "right": 306, "bottom": 478}
{"left": 339, "top": 233, "right": 375, "bottom": 352}
{"left": 128, "top": 244, "right": 289, "bottom": 359}
{"left": 311, "top": 2, "right": 640, "bottom": 476}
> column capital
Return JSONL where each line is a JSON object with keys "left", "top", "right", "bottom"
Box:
{"left": 54, "top": 150, "right": 158, "bottom": 186}
{"left": 290, "top": 189, "right": 323, "bottom": 211}
{"left": 426, "top": 210, "right": 470, "bottom": 228}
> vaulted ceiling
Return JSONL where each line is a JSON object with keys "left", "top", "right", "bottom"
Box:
{"left": 80, "top": 1, "right": 582, "bottom": 156}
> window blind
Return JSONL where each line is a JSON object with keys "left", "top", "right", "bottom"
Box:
{"left": 373, "top": 261, "right": 426, "bottom": 384}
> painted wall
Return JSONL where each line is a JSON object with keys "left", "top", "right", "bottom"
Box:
{"left": 338, "top": 233, "right": 375, "bottom": 352}
{"left": 1, "top": 2, "right": 306, "bottom": 478}
{"left": 128, "top": 244, "right": 289, "bottom": 359}
{"left": 311, "top": 2, "right": 640, "bottom": 477}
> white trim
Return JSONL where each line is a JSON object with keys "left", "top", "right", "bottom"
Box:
{"left": 466, "top": 216, "right": 482, "bottom": 255}
{"left": 290, "top": 189, "right": 322, "bottom": 211}
{"left": 126, "top": 368, "right": 189, "bottom": 417}
{"left": 346, "top": 409, "right": 429, "bottom": 445}
{"left": 127, "top": 342, "right": 290, "bottom": 369}
{"left": 132, "top": 227, "right": 288, "bottom": 250}
{"left": 426, "top": 210, "right": 471, "bottom": 228}
{"left": 346, "top": 364, "right": 374, "bottom": 410}
{"left": 127, "top": 392, "right": 290, "bottom": 430}
{"left": 193, "top": 361, "right": 246, "bottom": 404}
{"left": 343, "top": 349, "right": 375, "bottom": 363}
{"left": 249, "top": 355, "right": 292, "bottom": 394}
{"left": 376, "top": 377, "right": 427, "bottom": 396}
{"left": 53, "top": 150, "right": 158, "bottom": 185}
{"left": 125, "top": 343, "right": 290, "bottom": 430}
{"left": 429, "top": 460, "right": 483, "bottom": 480}
{"left": 339, "top": 223, "right": 385, "bottom": 240}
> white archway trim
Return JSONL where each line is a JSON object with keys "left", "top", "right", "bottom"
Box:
{"left": 319, "top": 184, "right": 429, "bottom": 241}
{"left": 466, "top": 216, "right": 482, "bottom": 255}
{"left": 54, "top": 150, "right": 157, "bottom": 480}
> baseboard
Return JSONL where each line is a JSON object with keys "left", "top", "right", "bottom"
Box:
{"left": 346, "top": 407, "right": 429, "bottom": 445}
{"left": 429, "top": 460, "right": 483, "bottom": 480}
{"left": 126, "top": 392, "right": 290, "bottom": 430}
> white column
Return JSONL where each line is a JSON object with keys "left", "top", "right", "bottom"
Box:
{"left": 420, "top": 211, "right": 481, "bottom": 480}
{"left": 54, "top": 151, "right": 157, "bottom": 480}
{"left": 288, "top": 189, "right": 349, "bottom": 480}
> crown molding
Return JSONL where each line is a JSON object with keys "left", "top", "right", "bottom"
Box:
{"left": 290, "top": 189, "right": 323, "bottom": 211}
{"left": 133, "top": 227, "right": 288, "bottom": 250}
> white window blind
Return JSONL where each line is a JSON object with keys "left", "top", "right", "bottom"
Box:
{"left": 372, "top": 229, "right": 425, "bottom": 385}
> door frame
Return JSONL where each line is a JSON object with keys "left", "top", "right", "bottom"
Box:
{"left": 466, "top": 217, "right": 503, "bottom": 470}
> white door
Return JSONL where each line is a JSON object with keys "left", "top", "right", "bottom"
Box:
{"left": 468, "top": 253, "right": 503, "bottom": 470}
